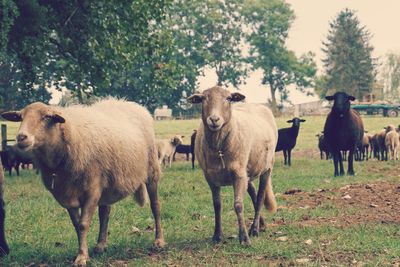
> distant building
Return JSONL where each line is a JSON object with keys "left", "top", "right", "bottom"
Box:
{"left": 294, "top": 100, "right": 327, "bottom": 116}
{"left": 154, "top": 105, "right": 172, "bottom": 120}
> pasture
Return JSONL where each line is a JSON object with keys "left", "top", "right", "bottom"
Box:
{"left": 1, "top": 115, "right": 400, "bottom": 266}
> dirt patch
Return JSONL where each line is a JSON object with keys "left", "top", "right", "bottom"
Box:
{"left": 283, "top": 181, "right": 400, "bottom": 227}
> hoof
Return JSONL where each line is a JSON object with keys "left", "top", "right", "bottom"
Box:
{"left": 93, "top": 243, "right": 107, "bottom": 254}
{"left": 348, "top": 171, "right": 355, "bottom": 176}
{"left": 73, "top": 254, "right": 89, "bottom": 267}
{"left": 153, "top": 238, "right": 166, "bottom": 249}
{"left": 249, "top": 224, "right": 259, "bottom": 237}
{"left": 212, "top": 235, "right": 223, "bottom": 243}
{"left": 239, "top": 238, "right": 251, "bottom": 246}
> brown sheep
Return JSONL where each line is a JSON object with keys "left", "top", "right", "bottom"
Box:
{"left": 188, "top": 86, "right": 277, "bottom": 245}
{"left": 0, "top": 159, "right": 9, "bottom": 256}
{"left": 156, "top": 135, "right": 183, "bottom": 167}
{"left": 1, "top": 99, "right": 165, "bottom": 266}
{"left": 385, "top": 125, "right": 399, "bottom": 160}
{"left": 376, "top": 129, "right": 388, "bottom": 161}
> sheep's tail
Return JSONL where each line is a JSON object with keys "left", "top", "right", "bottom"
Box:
{"left": 264, "top": 169, "right": 277, "bottom": 213}
{"left": 133, "top": 183, "right": 148, "bottom": 207}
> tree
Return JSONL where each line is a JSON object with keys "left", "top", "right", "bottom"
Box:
{"left": 322, "top": 8, "right": 377, "bottom": 100}
{"left": 242, "top": 0, "right": 316, "bottom": 112}
{"left": 381, "top": 52, "right": 400, "bottom": 101}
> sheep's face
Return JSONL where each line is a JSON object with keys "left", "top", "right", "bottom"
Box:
{"left": 325, "top": 92, "right": 355, "bottom": 117}
{"left": 171, "top": 135, "right": 183, "bottom": 146}
{"left": 287, "top": 117, "right": 306, "bottom": 127}
{"left": 188, "top": 86, "right": 245, "bottom": 132}
{"left": 1, "top": 102, "right": 65, "bottom": 151}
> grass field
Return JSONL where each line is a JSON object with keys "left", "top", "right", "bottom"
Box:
{"left": 1, "top": 115, "right": 400, "bottom": 266}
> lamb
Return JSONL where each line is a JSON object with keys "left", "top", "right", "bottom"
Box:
{"left": 188, "top": 86, "right": 277, "bottom": 245}
{"left": 376, "top": 129, "right": 388, "bottom": 161}
{"left": 316, "top": 132, "right": 330, "bottom": 160}
{"left": 173, "top": 144, "right": 191, "bottom": 161}
{"left": 156, "top": 135, "right": 183, "bottom": 167}
{"left": 384, "top": 125, "right": 399, "bottom": 160}
{"left": 275, "top": 117, "right": 305, "bottom": 166}
{"left": 355, "top": 133, "right": 369, "bottom": 161}
{"left": 323, "top": 92, "right": 364, "bottom": 176}
{"left": 0, "top": 160, "right": 9, "bottom": 256}
{"left": 1, "top": 99, "right": 165, "bottom": 266}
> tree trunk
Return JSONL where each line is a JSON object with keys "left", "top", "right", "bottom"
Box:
{"left": 269, "top": 85, "right": 279, "bottom": 115}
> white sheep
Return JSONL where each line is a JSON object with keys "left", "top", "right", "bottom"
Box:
{"left": 188, "top": 86, "right": 278, "bottom": 245}
{"left": 156, "top": 135, "right": 183, "bottom": 167}
{"left": 1, "top": 98, "right": 165, "bottom": 266}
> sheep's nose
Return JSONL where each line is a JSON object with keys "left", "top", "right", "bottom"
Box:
{"left": 210, "top": 115, "right": 220, "bottom": 124}
{"left": 17, "top": 133, "right": 28, "bottom": 143}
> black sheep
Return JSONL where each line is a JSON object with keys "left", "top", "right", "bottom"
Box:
{"left": 275, "top": 117, "right": 306, "bottom": 166}
{"left": 190, "top": 130, "right": 197, "bottom": 169}
{"left": 323, "top": 92, "right": 364, "bottom": 176}
{"left": 173, "top": 144, "right": 191, "bottom": 161}
{"left": 0, "top": 160, "right": 9, "bottom": 256}
{"left": 316, "top": 133, "right": 330, "bottom": 160}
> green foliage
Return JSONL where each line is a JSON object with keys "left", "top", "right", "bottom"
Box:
{"left": 381, "top": 52, "right": 400, "bottom": 102}
{"left": 242, "top": 0, "right": 316, "bottom": 111}
{"left": 322, "top": 8, "right": 377, "bottom": 100}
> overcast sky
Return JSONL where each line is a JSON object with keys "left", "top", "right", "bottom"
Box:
{"left": 199, "top": 0, "right": 400, "bottom": 104}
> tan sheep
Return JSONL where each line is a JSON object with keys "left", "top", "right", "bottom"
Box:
{"left": 1, "top": 98, "right": 165, "bottom": 266}
{"left": 188, "top": 86, "right": 278, "bottom": 245}
{"left": 156, "top": 135, "right": 183, "bottom": 167}
{"left": 385, "top": 125, "right": 399, "bottom": 160}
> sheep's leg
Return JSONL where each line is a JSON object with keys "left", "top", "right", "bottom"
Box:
{"left": 233, "top": 176, "right": 250, "bottom": 245}
{"left": 288, "top": 149, "right": 292, "bottom": 166}
{"left": 73, "top": 194, "right": 100, "bottom": 266}
{"left": 146, "top": 180, "right": 165, "bottom": 248}
{"left": 94, "top": 205, "right": 111, "bottom": 254}
{"left": 186, "top": 153, "right": 189, "bottom": 161}
{"left": 191, "top": 152, "right": 195, "bottom": 169}
{"left": 68, "top": 208, "right": 81, "bottom": 245}
{"left": 168, "top": 155, "right": 172, "bottom": 167}
{"left": 247, "top": 182, "right": 265, "bottom": 231}
{"left": 209, "top": 184, "right": 223, "bottom": 242}
{"left": 283, "top": 150, "right": 287, "bottom": 165}
{"left": 0, "top": 198, "right": 9, "bottom": 256}
{"left": 338, "top": 151, "right": 345, "bottom": 176}
{"left": 173, "top": 151, "right": 177, "bottom": 162}
{"left": 347, "top": 149, "right": 355, "bottom": 175}
{"left": 333, "top": 151, "right": 339, "bottom": 176}
{"left": 249, "top": 170, "right": 270, "bottom": 237}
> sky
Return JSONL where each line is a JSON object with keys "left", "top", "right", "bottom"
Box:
{"left": 198, "top": 0, "right": 400, "bottom": 104}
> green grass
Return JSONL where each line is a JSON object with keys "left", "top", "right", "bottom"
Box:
{"left": 1, "top": 116, "right": 400, "bottom": 266}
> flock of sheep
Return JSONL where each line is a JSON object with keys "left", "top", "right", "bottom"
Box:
{"left": 0, "top": 87, "right": 390, "bottom": 266}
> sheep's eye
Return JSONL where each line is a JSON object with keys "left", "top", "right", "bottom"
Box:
{"left": 225, "top": 97, "right": 232, "bottom": 103}
{"left": 43, "top": 115, "right": 52, "bottom": 121}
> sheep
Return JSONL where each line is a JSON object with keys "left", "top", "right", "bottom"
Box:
{"left": 173, "top": 144, "right": 191, "bottom": 161}
{"left": 355, "top": 133, "right": 369, "bottom": 161}
{"left": 190, "top": 130, "right": 197, "bottom": 169}
{"left": 376, "top": 129, "right": 388, "bottom": 161}
{"left": 188, "top": 86, "right": 277, "bottom": 245}
{"left": 385, "top": 125, "right": 399, "bottom": 160}
{"left": 323, "top": 92, "right": 364, "bottom": 176}
{"left": 316, "top": 133, "right": 330, "bottom": 160}
{"left": 156, "top": 135, "right": 183, "bottom": 167}
{"left": 370, "top": 132, "right": 382, "bottom": 159}
{"left": 275, "top": 117, "right": 305, "bottom": 166}
{"left": 0, "top": 160, "right": 9, "bottom": 256}
{"left": 5, "top": 144, "right": 36, "bottom": 176}
{"left": 1, "top": 99, "right": 165, "bottom": 266}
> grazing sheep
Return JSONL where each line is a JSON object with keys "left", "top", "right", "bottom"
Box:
{"left": 188, "top": 86, "right": 277, "bottom": 245}
{"left": 190, "top": 130, "right": 197, "bottom": 169}
{"left": 275, "top": 117, "right": 306, "bottom": 166}
{"left": 316, "top": 133, "right": 330, "bottom": 160}
{"left": 0, "top": 160, "right": 9, "bottom": 256}
{"left": 157, "top": 135, "right": 183, "bottom": 167}
{"left": 385, "top": 125, "right": 399, "bottom": 160}
{"left": 1, "top": 99, "right": 165, "bottom": 266}
{"left": 323, "top": 92, "right": 364, "bottom": 176}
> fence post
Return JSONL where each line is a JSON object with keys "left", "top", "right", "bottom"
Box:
{"left": 1, "top": 124, "right": 7, "bottom": 150}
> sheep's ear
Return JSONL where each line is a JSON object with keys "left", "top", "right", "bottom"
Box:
{"left": 51, "top": 114, "right": 65, "bottom": 124}
{"left": 229, "top": 92, "right": 245, "bottom": 102}
{"left": 325, "top": 95, "right": 334, "bottom": 101}
{"left": 348, "top": 95, "right": 356, "bottom": 101}
{"left": 187, "top": 94, "right": 204, "bottom": 104}
{"left": 1, "top": 111, "right": 22, "bottom": 122}
{"left": 300, "top": 119, "right": 306, "bottom": 122}
{"left": 287, "top": 120, "right": 293, "bottom": 123}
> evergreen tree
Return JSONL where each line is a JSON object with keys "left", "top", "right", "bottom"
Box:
{"left": 322, "top": 8, "right": 376, "bottom": 100}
